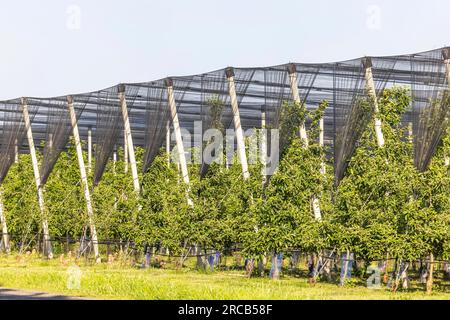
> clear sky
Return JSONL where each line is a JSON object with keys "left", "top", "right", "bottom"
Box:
{"left": 1, "top": 0, "right": 449, "bottom": 99}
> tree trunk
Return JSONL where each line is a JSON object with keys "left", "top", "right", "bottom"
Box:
{"left": 196, "top": 244, "right": 205, "bottom": 270}
{"left": 271, "top": 253, "right": 280, "bottom": 280}
{"left": 426, "top": 253, "right": 434, "bottom": 295}
{"left": 245, "top": 259, "right": 254, "bottom": 277}
{"left": 340, "top": 250, "right": 350, "bottom": 286}
{"left": 258, "top": 256, "right": 265, "bottom": 276}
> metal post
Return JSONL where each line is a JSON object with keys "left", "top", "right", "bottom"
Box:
{"left": 363, "top": 57, "right": 385, "bottom": 147}
{"left": 287, "top": 64, "right": 309, "bottom": 147}
{"left": 67, "top": 96, "right": 100, "bottom": 263}
{"left": 118, "top": 85, "right": 140, "bottom": 194}
{"left": 21, "top": 98, "right": 53, "bottom": 259}
{"left": 225, "top": 67, "right": 250, "bottom": 180}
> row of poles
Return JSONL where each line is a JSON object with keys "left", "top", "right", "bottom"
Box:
{"left": 1, "top": 52, "right": 450, "bottom": 262}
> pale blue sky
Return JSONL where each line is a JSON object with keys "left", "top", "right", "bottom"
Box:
{"left": 0, "top": 0, "right": 449, "bottom": 99}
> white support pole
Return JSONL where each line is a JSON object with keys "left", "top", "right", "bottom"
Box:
{"left": 113, "top": 147, "right": 117, "bottom": 174}
{"left": 319, "top": 117, "right": 326, "bottom": 175}
{"left": 287, "top": 64, "right": 309, "bottom": 147}
{"left": 166, "top": 120, "right": 171, "bottom": 166}
{"left": 363, "top": 57, "right": 385, "bottom": 147}
{"left": 113, "top": 147, "right": 118, "bottom": 209}
{"left": 442, "top": 49, "right": 450, "bottom": 166}
{"left": 261, "top": 109, "right": 267, "bottom": 186}
{"left": 165, "top": 78, "right": 191, "bottom": 187}
{"left": 0, "top": 189, "right": 9, "bottom": 253}
{"left": 124, "top": 129, "right": 129, "bottom": 173}
{"left": 14, "top": 138, "right": 19, "bottom": 163}
{"left": 87, "top": 126, "right": 92, "bottom": 174}
{"left": 287, "top": 65, "right": 321, "bottom": 220}
{"left": 21, "top": 98, "right": 53, "bottom": 259}
{"left": 118, "top": 85, "right": 140, "bottom": 194}
{"left": 225, "top": 68, "right": 250, "bottom": 180}
{"left": 67, "top": 96, "right": 100, "bottom": 263}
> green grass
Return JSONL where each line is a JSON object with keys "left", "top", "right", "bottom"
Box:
{"left": 0, "top": 254, "right": 449, "bottom": 300}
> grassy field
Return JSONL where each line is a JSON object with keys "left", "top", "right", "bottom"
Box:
{"left": 0, "top": 253, "right": 449, "bottom": 300}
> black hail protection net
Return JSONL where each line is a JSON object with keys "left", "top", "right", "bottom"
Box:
{"left": 0, "top": 47, "right": 450, "bottom": 186}
{"left": 411, "top": 49, "right": 450, "bottom": 172}
{"left": 333, "top": 59, "right": 372, "bottom": 186}
{"left": 333, "top": 56, "right": 398, "bottom": 185}
{"left": 0, "top": 101, "right": 27, "bottom": 184}
{"left": 199, "top": 70, "right": 228, "bottom": 178}
{"left": 34, "top": 97, "right": 73, "bottom": 186}
{"left": 142, "top": 82, "right": 170, "bottom": 174}
{"left": 93, "top": 87, "right": 123, "bottom": 186}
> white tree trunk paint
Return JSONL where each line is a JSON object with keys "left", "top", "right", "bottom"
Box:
{"left": 0, "top": 189, "right": 9, "bottom": 253}
{"left": 67, "top": 96, "right": 100, "bottom": 263}
{"left": 119, "top": 85, "right": 140, "bottom": 194}
{"left": 21, "top": 98, "right": 53, "bottom": 259}
{"left": 287, "top": 65, "right": 321, "bottom": 221}
{"left": 226, "top": 68, "right": 250, "bottom": 180}
{"left": 363, "top": 58, "right": 385, "bottom": 147}
{"left": 87, "top": 126, "right": 92, "bottom": 174}
{"left": 165, "top": 79, "right": 193, "bottom": 206}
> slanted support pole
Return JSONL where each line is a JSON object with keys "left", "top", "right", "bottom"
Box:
{"left": 0, "top": 189, "right": 9, "bottom": 253}
{"left": 21, "top": 98, "right": 52, "bottom": 259}
{"left": 87, "top": 126, "right": 92, "bottom": 174}
{"left": 165, "top": 78, "right": 193, "bottom": 206}
{"left": 118, "top": 85, "right": 140, "bottom": 194}
{"left": 124, "top": 129, "right": 129, "bottom": 173}
{"left": 363, "top": 57, "right": 385, "bottom": 147}
{"left": 442, "top": 48, "right": 450, "bottom": 166}
{"left": 287, "top": 65, "right": 321, "bottom": 221}
{"left": 287, "top": 64, "right": 309, "bottom": 146}
{"left": 225, "top": 67, "right": 250, "bottom": 180}
{"left": 67, "top": 96, "right": 100, "bottom": 263}
{"left": 261, "top": 109, "right": 267, "bottom": 186}
{"left": 113, "top": 147, "right": 117, "bottom": 174}
{"left": 166, "top": 120, "right": 171, "bottom": 166}
{"left": 14, "top": 138, "right": 19, "bottom": 163}
{"left": 319, "top": 117, "right": 326, "bottom": 175}
{"left": 165, "top": 78, "right": 190, "bottom": 185}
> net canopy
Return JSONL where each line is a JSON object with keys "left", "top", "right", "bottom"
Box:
{"left": 0, "top": 100, "right": 28, "bottom": 184}
{"left": 411, "top": 49, "right": 450, "bottom": 172}
{"left": 0, "top": 47, "right": 449, "bottom": 185}
{"left": 91, "top": 87, "right": 123, "bottom": 185}
{"left": 139, "top": 81, "right": 170, "bottom": 174}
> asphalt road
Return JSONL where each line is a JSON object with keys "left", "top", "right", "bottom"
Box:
{"left": 0, "top": 287, "right": 89, "bottom": 300}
